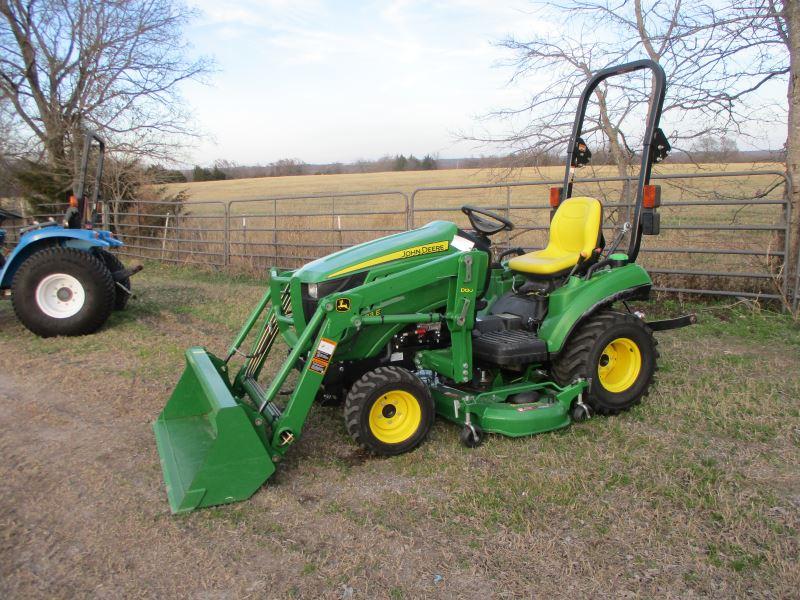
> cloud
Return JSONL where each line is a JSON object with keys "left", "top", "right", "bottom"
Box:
{"left": 180, "top": 0, "right": 565, "bottom": 164}
{"left": 189, "top": 0, "right": 326, "bottom": 30}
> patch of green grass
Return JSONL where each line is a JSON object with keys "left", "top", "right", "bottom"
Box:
{"left": 139, "top": 260, "right": 267, "bottom": 287}
{"left": 389, "top": 586, "right": 404, "bottom": 599}
{"left": 707, "top": 542, "right": 764, "bottom": 573}
{"left": 653, "top": 299, "right": 800, "bottom": 348}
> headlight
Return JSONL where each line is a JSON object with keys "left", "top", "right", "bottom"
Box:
{"left": 301, "top": 273, "right": 368, "bottom": 322}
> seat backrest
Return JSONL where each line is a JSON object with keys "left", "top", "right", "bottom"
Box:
{"left": 548, "top": 197, "right": 602, "bottom": 255}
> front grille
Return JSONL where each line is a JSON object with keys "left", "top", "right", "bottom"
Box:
{"left": 300, "top": 272, "right": 367, "bottom": 323}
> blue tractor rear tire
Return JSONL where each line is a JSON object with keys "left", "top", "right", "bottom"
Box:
{"left": 11, "top": 246, "right": 115, "bottom": 337}
{"left": 96, "top": 249, "right": 131, "bottom": 310}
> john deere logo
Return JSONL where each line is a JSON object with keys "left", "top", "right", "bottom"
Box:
{"left": 400, "top": 242, "right": 448, "bottom": 259}
{"left": 336, "top": 298, "right": 351, "bottom": 312}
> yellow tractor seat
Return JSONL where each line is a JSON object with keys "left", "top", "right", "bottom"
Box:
{"left": 508, "top": 197, "right": 603, "bottom": 276}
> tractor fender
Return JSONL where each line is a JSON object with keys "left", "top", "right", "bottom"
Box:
{"left": 0, "top": 227, "right": 122, "bottom": 289}
{"left": 538, "top": 263, "right": 652, "bottom": 356}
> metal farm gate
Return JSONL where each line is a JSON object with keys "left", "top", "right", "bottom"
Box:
{"left": 5, "top": 170, "right": 797, "bottom": 308}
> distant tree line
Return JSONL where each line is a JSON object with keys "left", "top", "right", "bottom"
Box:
{"left": 192, "top": 164, "right": 228, "bottom": 182}
{"left": 391, "top": 154, "right": 437, "bottom": 171}
{"left": 186, "top": 153, "right": 440, "bottom": 181}
{"left": 179, "top": 139, "right": 778, "bottom": 183}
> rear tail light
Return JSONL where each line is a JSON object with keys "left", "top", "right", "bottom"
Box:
{"left": 643, "top": 185, "right": 661, "bottom": 209}
{"left": 549, "top": 187, "right": 562, "bottom": 208}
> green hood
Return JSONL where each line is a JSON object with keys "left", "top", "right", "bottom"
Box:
{"left": 293, "top": 220, "right": 461, "bottom": 282}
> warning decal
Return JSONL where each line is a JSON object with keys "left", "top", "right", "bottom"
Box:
{"left": 308, "top": 338, "right": 337, "bottom": 375}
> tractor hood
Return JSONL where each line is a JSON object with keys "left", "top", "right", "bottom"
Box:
{"left": 294, "top": 220, "right": 461, "bottom": 283}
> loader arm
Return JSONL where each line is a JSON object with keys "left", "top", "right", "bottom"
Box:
{"left": 154, "top": 247, "right": 486, "bottom": 513}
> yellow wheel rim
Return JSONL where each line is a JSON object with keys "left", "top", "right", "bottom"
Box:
{"left": 597, "top": 337, "right": 642, "bottom": 393}
{"left": 368, "top": 390, "right": 422, "bottom": 444}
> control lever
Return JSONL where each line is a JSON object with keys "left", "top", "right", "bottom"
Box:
{"left": 605, "top": 222, "right": 631, "bottom": 257}
{"left": 567, "top": 251, "right": 590, "bottom": 279}
{"left": 495, "top": 247, "right": 525, "bottom": 267}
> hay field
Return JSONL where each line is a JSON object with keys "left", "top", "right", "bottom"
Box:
{"left": 166, "top": 162, "right": 784, "bottom": 204}
{"left": 143, "top": 163, "right": 791, "bottom": 298}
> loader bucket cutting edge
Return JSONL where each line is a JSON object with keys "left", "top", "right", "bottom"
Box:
{"left": 153, "top": 347, "right": 275, "bottom": 513}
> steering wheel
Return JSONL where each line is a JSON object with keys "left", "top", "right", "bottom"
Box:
{"left": 461, "top": 205, "right": 514, "bottom": 237}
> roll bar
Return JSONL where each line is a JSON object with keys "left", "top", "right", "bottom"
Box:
{"left": 561, "top": 59, "right": 667, "bottom": 262}
{"left": 73, "top": 130, "right": 106, "bottom": 229}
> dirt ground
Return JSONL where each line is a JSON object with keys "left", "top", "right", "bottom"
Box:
{"left": 1, "top": 265, "right": 798, "bottom": 599}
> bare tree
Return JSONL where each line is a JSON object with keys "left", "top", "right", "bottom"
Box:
{"left": 775, "top": 1, "right": 798, "bottom": 287}
{"left": 471, "top": 0, "right": 795, "bottom": 277}
{"left": 690, "top": 135, "right": 739, "bottom": 163}
{"left": 0, "top": 0, "right": 210, "bottom": 184}
{"left": 476, "top": 1, "right": 787, "bottom": 164}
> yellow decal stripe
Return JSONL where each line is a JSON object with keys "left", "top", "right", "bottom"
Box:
{"left": 328, "top": 241, "right": 449, "bottom": 278}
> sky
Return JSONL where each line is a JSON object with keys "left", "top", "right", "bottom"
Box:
{"left": 180, "top": 0, "right": 550, "bottom": 166}
{"left": 179, "top": 0, "right": 788, "bottom": 168}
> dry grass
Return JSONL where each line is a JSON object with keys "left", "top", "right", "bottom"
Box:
{"left": 165, "top": 162, "right": 784, "bottom": 203}
{"left": 1, "top": 264, "right": 798, "bottom": 598}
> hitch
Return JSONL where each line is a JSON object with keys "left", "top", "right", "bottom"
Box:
{"left": 112, "top": 264, "right": 143, "bottom": 282}
{"left": 646, "top": 313, "right": 697, "bottom": 331}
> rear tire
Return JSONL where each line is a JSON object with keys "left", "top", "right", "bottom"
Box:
{"left": 344, "top": 366, "right": 435, "bottom": 456}
{"left": 553, "top": 309, "right": 658, "bottom": 415}
{"left": 11, "top": 247, "right": 115, "bottom": 337}
{"left": 96, "top": 249, "right": 130, "bottom": 310}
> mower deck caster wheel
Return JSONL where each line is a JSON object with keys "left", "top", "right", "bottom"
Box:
{"left": 570, "top": 401, "right": 592, "bottom": 422}
{"left": 460, "top": 423, "right": 484, "bottom": 448}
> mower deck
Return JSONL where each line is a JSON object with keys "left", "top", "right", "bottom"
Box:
{"left": 431, "top": 379, "right": 587, "bottom": 437}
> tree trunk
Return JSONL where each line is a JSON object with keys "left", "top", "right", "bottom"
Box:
{"left": 595, "top": 87, "right": 633, "bottom": 223}
{"left": 786, "top": 0, "right": 800, "bottom": 300}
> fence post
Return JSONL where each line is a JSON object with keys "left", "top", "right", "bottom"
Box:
{"left": 779, "top": 174, "right": 792, "bottom": 307}
{"left": 223, "top": 202, "right": 230, "bottom": 267}
{"left": 332, "top": 195, "right": 343, "bottom": 251}
{"left": 273, "top": 198, "right": 278, "bottom": 268}
{"left": 408, "top": 190, "right": 415, "bottom": 230}
{"left": 161, "top": 212, "right": 171, "bottom": 260}
{"left": 505, "top": 186, "right": 511, "bottom": 251}
{"left": 242, "top": 216, "right": 248, "bottom": 260}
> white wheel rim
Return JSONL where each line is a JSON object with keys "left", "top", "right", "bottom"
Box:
{"left": 35, "top": 273, "right": 86, "bottom": 319}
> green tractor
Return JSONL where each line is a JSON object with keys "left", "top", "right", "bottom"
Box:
{"left": 154, "top": 59, "right": 695, "bottom": 514}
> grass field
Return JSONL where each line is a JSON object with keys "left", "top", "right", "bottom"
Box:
{"left": 1, "top": 264, "right": 798, "bottom": 598}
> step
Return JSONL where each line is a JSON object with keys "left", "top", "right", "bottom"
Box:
{"left": 472, "top": 329, "right": 549, "bottom": 367}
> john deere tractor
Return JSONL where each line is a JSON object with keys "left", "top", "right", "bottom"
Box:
{"left": 154, "top": 59, "right": 695, "bottom": 514}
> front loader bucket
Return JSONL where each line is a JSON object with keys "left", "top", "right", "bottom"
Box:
{"left": 153, "top": 347, "right": 275, "bottom": 514}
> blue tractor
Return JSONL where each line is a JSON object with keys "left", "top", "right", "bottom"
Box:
{"left": 0, "top": 132, "right": 141, "bottom": 337}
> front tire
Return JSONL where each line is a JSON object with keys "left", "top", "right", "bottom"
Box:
{"left": 553, "top": 309, "right": 658, "bottom": 415}
{"left": 344, "top": 366, "right": 435, "bottom": 456}
{"left": 11, "top": 247, "right": 115, "bottom": 337}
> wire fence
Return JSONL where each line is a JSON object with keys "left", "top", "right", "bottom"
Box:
{"left": 5, "top": 169, "right": 797, "bottom": 307}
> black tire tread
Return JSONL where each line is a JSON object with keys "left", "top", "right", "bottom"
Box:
{"left": 552, "top": 309, "right": 658, "bottom": 415}
{"left": 11, "top": 246, "right": 115, "bottom": 337}
{"left": 96, "top": 249, "right": 130, "bottom": 310}
{"left": 344, "top": 366, "right": 434, "bottom": 455}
